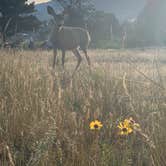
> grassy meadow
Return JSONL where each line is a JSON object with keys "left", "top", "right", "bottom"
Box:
{"left": 0, "top": 48, "right": 166, "bottom": 166}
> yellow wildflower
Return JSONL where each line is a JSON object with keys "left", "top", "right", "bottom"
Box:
{"left": 118, "top": 122, "right": 133, "bottom": 135}
{"left": 124, "top": 117, "right": 140, "bottom": 130}
{"left": 89, "top": 120, "right": 103, "bottom": 130}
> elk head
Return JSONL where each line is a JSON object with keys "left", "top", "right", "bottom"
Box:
{"left": 47, "top": 6, "right": 65, "bottom": 27}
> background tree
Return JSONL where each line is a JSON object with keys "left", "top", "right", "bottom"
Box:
{"left": 125, "top": 0, "right": 166, "bottom": 47}
{"left": 57, "top": 0, "right": 95, "bottom": 28}
{"left": 0, "top": 0, "right": 41, "bottom": 43}
{"left": 88, "top": 11, "right": 121, "bottom": 48}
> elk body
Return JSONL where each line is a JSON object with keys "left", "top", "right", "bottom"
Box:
{"left": 47, "top": 6, "right": 91, "bottom": 73}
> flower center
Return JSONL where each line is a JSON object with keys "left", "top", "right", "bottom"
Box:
{"left": 94, "top": 124, "right": 99, "bottom": 129}
{"left": 122, "top": 127, "right": 127, "bottom": 132}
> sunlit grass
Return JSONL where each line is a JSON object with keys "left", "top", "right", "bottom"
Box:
{"left": 0, "top": 49, "right": 166, "bottom": 166}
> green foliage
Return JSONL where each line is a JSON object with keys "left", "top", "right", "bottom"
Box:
{"left": 0, "top": 0, "right": 40, "bottom": 40}
{"left": 0, "top": 0, "right": 34, "bottom": 16}
{"left": 87, "top": 11, "right": 122, "bottom": 49}
{"left": 59, "top": 0, "right": 95, "bottom": 28}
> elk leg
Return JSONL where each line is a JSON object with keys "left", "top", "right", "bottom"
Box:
{"left": 53, "top": 49, "right": 57, "bottom": 68}
{"left": 72, "top": 49, "right": 82, "bottom": 74}
{"left": 83, "top": 49, "right": 91, "bottom": 66}
{"left": 62, "top": 50, "right": 65, "bottom": 69}
{"left": 82, "top": 49, "right": 91, "bottom": 73}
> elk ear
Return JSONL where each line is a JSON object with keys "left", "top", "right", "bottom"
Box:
{"left": 47, "top": 6, "right": 57, "bottom": 18}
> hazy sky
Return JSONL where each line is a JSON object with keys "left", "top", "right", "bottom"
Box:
{"left": 29, "top": 0, "right": 148, "bottom": 4}
{"left": 29, "top": 0, "right": 150, "bottom": 5}
{"left": 29, "top": 0, "right": 50, "bottom": 4}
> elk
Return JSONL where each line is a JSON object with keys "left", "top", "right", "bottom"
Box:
{"left": 47, "top": 5, "right": 91, "bottom": 73}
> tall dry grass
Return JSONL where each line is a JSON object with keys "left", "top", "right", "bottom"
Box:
{"left": 0, "top": 49, "right": 166, "bottom": 166}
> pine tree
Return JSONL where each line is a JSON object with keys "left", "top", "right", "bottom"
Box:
{"left": 57, "top": 0, "right": 95, "bottom": 28}
{"left": 0, "top": 0, "right": 40, "bottom": 42}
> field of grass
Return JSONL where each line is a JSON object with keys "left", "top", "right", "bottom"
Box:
{"left": 0, "top": 49, "right": 166, "bottom": 166}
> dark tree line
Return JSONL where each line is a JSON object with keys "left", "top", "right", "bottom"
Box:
{"left": 0, "top": 0, "right": 41, "bottom": 43}
{"left": 1, "top": 0, "right": 165, "bottom": 48}
{"left": 56, "top": 0, "right": 95, "bottom": 28}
